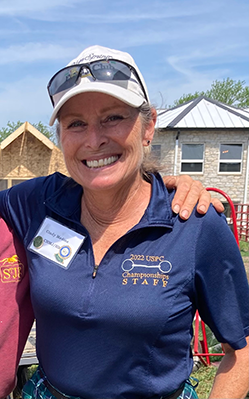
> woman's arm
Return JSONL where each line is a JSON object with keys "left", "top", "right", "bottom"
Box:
{"left": 163, "top": 175, "right": 224, "bottom": 220}
{"left": 209, "top": 337, "right": 249, "bottom": 399}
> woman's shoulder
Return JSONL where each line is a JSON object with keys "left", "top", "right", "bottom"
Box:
{"left": 195, "top": 204, "right": 227, "bottom": 228}
{"left": 182, "top": 204, "right": 229, "bottom": 242}
{"left": 8, "top": 172, "right": 70, "bottom": 196}
{"left": 0, "top": 173, "right": 73, "bottom": 213}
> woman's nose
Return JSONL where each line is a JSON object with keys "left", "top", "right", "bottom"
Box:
{"left": 85, "top": 124, "right": 108, "bottom": 149}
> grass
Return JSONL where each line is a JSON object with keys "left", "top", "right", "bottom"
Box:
{"left": 26, "top": 364, "right": 38, "bottom": 379}
{"left": 191, "top": 365, "right": 217, "bottom": 399}
{"left": 240, "top": 240, "right": 249, "bottom": 257}
{"left": 191, "top": 364, "right": 249, "bottom": 399}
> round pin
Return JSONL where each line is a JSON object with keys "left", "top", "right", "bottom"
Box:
{"left": 33, "top": 236, "right": 44, "bottom": 249}
{"left": 59, "top": 245, "right": 72, "bottom": 259}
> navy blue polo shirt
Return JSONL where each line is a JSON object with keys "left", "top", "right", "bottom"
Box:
{"left": 0, "top": 172, "right": 248, "bottom": 399}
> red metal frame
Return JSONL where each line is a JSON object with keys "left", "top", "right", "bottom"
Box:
{"left": 193, "top": 187, "right": 239, "bottom": 365}
{"left": 234, "top": 204, "right": 249, "bottom": 242}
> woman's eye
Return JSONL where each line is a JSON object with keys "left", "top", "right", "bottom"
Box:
{"left": 68, "top": 120, "right": 86, "bottom": 129}
{"left": 109, "top": 115, "right": 123, "bottom": 121}
{"left": 103, "top": 115, "right": 124, "bottom": 124}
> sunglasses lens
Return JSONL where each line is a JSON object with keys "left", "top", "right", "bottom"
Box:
{"left": 48, "top": 59, "right": 147, "bottom": 107}
{"left": 91, "top": 60, "right": 131, "bottom": 81}
{"left": 49, "top": 66, "right": 81, "bottom": 96}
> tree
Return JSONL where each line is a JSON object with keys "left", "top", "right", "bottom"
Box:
{"left": 172, "top": 78, "right": 249, "bottom": 108}
{"left": 172, "top": 91, "right": 205, "bottom": 107}
{"left": 0, "top": 121, "right": 56, "bottom": 144}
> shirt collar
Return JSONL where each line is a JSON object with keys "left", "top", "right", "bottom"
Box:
{"left": 45, "top": 173, "right": 174, "bottom": 227}
{"left": 141, "top": 173, "right": 174, "bottom": 227}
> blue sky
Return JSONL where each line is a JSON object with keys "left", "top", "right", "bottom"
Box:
{"left": 0, "top": 0, "right": 248, "bottom": 129}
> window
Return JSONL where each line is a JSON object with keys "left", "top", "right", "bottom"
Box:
{"left": 151, "top": 144, "right": 161, "bottom": 159}
{"left": 0, "top": 180, "right": 8, "bottom": 191}
{"left": 181, "top": 144, "right": 204, "bottom": 173}
{"left": 219, "top": 144, "right": 242, "bottom": 173}
{"left": 0, "top": 179, "right": 28, "bottom": 190}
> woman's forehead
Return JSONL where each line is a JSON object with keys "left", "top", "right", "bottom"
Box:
{"left": 60, "top": 92, "right": 137, "bottom": 116}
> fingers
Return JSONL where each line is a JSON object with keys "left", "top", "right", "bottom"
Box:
{"left": 166, "top": 175, "right": 198, "bottom": 218}
{"left": 211, "top": 198, "right": 225, "bottom": 213}
{"left": 162, "top": 175, "right": 177, "bottom": 189}
{"left": 173, "top": 180, "right": 206, "bottom": 220}
{"left": 196, "top": 189, "right": 212, "bottom": 214}
{"left": 164, "top": 175, "right": 225, "bottom": 219}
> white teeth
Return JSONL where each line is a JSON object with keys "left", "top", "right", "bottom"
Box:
{"left": 86, "top": 156, "right": 118, "bottom": 168}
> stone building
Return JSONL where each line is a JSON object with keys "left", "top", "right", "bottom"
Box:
{"left": 0, "top": 122, "right": 68, "bottom": 190}
{"left": 153, "top": 96, "right": 249, "bottom": 206}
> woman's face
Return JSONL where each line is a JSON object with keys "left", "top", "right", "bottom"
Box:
{"left": 59, "top": 92, "right": 155, "bottom": 193}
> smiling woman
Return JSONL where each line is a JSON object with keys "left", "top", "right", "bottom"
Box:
{"left": 57, "top": 92, "right": 155, "bottom": 199}
{"left": 0, "top": 45, "right": 248, "bottom": 399}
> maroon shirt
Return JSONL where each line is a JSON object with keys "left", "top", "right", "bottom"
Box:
{"left": 0, "top": 218, "right": 34, "bottom": 398}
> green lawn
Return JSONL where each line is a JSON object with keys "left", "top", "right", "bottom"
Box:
{"left": 240, "top": 240, "right": 249, "bottom": 257}
{"left": 191, "top": 365, "right": 217, "bottom": 398}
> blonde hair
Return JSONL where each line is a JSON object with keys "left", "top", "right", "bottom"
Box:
{"left": 138, "top": 103, "right": 162, "bottom": 176}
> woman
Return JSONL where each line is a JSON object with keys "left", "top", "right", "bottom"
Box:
{"left": 0, "top": 45, "right": 248, "bottom": 399}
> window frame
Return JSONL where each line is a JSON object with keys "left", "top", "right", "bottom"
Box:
{"left": 180, "top": 143, "right": 204, "bottom": 175}
{"left": 218, "top": 143, "right": 243, "bottom": 175}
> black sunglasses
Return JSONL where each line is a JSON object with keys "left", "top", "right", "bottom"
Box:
{"left": 47, "top": 59, "right": 148, "bottom": 106}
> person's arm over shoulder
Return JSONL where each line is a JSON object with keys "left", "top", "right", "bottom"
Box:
{"left": 163, "top": 175, "right": 224, "bottom": 219}
{"left": 0, "top": 218, "right": 34, "bottom": 398}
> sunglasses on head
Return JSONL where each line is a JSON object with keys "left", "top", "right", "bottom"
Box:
{"left": 47, "top": 59, "right": 148, "bottom": 106}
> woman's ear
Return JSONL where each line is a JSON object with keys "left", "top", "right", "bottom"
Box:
{"left": 143, "top": 107, "right": 157, "bottom": 146}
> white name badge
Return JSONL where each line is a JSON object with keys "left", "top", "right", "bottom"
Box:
{"left": 28, "top": 217, "right": 86, "bottom": 268}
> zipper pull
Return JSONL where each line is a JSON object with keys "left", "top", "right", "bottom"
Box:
{"left": 92, "top": 264, "right": 99, "bottom": 278}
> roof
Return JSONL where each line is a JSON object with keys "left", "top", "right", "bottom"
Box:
{"left": 156, "top": 96, "right": 249, "bottom": 129}
{"left": 0, "top": 122, "right": 54, "bottom": 150}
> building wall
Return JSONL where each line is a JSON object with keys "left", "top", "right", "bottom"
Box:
{"left": 152, "top": 128, "right": 249, "bottom": 203}
{"left": 152, "top": 129, "right": 176, "bottom": 175}
{"left": 0, "top": 131, "right": 68, "bottom": 188}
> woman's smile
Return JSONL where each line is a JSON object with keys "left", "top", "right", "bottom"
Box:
{"left": 83, "top": 155, "right": 119, "bottom": 169}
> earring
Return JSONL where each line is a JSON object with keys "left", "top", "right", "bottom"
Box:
{"left": 147, "top": 140, "right": 150, "bottom": 145}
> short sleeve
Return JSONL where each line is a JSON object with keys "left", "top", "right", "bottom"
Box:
{"left": 194, "top": 207, "right": 249, "bottom": 350}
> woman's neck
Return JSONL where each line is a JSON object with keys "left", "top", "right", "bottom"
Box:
{"left": 80, "top": 175, "right": 152, "bottom": 265}
{"left": 80, "top": 175, "right": 151, "bottom": 235}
